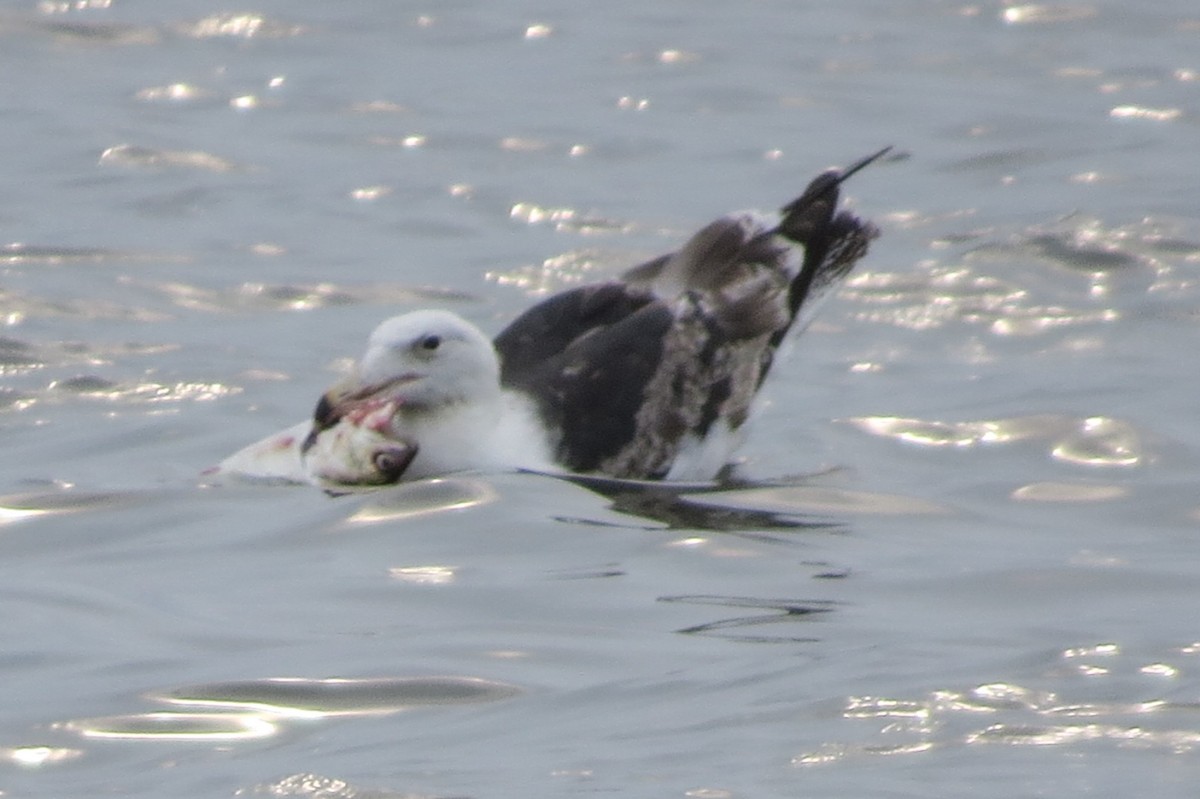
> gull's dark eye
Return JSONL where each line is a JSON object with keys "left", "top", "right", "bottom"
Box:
{"left": 418, "top": 334, "right": 441, "bottom": 351}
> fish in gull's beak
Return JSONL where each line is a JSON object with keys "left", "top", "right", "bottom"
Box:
{"left": 300, "top": 372, "right": 423, "bottom": 455}
{"left": 301, "top": 396, "right": 422, "bottom": 489}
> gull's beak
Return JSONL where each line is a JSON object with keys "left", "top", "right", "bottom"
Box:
{"left": 300, "top": 373, "right": 421, "bottom": 454}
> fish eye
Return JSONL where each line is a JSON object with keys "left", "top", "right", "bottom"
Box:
{"left": 372, "top": 449, "right": 408, "bottom": 481}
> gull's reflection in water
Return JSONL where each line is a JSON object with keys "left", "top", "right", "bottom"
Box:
{"left": 547, "top": 470, "right": 949, "bottom": 643}
{"left": 659, "top": 594, "right": 840, "bottom": 643}
{"left": 550, "top": 471, "right": 851, "bottom": 643}
{"left": 546, "top": 469, "right": 849, "bottom": 538}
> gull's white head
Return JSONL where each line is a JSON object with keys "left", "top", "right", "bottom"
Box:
{"left": 357, "top": 310, "right": 500, "bottom": 407}
{"left": 302, "top": 310, "right": 500, "bottom": 456}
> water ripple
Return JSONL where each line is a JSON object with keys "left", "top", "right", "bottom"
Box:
{"left": 0, "top": 489, "right": 137, "bottom": 526}
{"left": 145, "top": 279, "right": 474, "bottom": 314}
{"left": 61, "top": 712, "right": 278, "bottom": 742}
{"left": 794, "top": 640, "right": 1200, "bottom": 766}
{"left": 35, "top": 18, "right": 159, "bottom": 45}
{"left": 845, "top": 414, "right": 1146, "bottom": 468}
{"left": 845, "top": 216, "right": 1200, "bottom": 346}
{"left": 1000, "top": 4, "right": 1098, "bottom": 24}
{"left": 842, "top": 268, "right": 1030, "bottom": 332}
{"left": 967, "top": 722, "right": 1200, "bottom": 750}
{"left": 54, "top": 676, "right": 520, "bottom": 745}
{"left": 175, "top": 13, "right": 305, "bottom": 40}
{"left": 0, "top": 243, "right": 168, "bottom": 265}
{"left": 0, "top": 745, "right": 83, "bottom": 767}
{"left": 342, "top": 478, "right": 500, "bottom": 526}
{"left": 1011, "top": 482, "right": 1129, "bottom": 503}
{"left": 133, "top": 82, "right": 219, "bottom": 105}
{"left": 508, "top": 202, "right": 638, "bottom": 235}
{"left": 682, "top": 485, "right": 948, "bottom": 517}
{"left": 1110, "top": 105, "right": 1182, "bottom": 123}
{"left": 487, "top": 248, "right": 633, "bottom": 296}
{"left": 659, "top": 595, "right": 838, "bottom": 643}
{"left": 237, "top": 773, "right": 434, "bottom": 798}
{"left": 98, "top": 144, "right": 242, "bottom": 173}
{"left": 155, "top": 676, "right": 521, "bottom": 716}
{"left": 0, "top": 285, "right": 169, "bottom": 323}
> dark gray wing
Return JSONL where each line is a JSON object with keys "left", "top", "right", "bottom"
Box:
{"left": 496, "top": 282, "right": 674, "bottom": 473}
{"left": 494, "top": 281, "right": 659, "bottom": 382}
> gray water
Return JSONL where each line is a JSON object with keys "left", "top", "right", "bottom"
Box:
{"left": 2, "top": 1, "right": 1200, "bottom": 796}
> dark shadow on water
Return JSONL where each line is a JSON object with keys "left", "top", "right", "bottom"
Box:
{"left": 1025, "top": 232, "right": 1138, "bottom": 270}
{"left": 658, "top": 594, "right": 839, "bottom": 643}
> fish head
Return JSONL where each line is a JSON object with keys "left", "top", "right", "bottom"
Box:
{"left": 302, "top": 400, "right": 419, "bottom": 489}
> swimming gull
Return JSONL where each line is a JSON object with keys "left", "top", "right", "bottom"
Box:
{"left": 213, "top": 147, "right": 890, "bottom": 489}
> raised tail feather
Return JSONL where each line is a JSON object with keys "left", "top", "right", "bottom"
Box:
{"left": 619, "top": 146, "right": 890, "bottom": 343}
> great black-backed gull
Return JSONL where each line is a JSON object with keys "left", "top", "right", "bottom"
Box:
{"left": 213, "top": 147, "right": 890, "bottom": 489}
